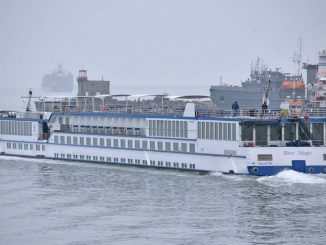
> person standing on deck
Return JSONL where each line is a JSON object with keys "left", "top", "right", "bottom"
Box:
{"left": 232, "top": 101, "right": 239, "bottom": 116}
{"left": 262, "top": 101, "right": 268, "bottom": 117}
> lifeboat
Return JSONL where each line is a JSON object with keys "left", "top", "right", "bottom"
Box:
{"left": 281, "top": 80, "right": 305, "bottom": 90}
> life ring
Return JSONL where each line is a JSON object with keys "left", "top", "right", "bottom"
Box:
{"left": 308, "top": 167, "right": 314, "bottom": 173}
{"left": 252, "top": 167, "right": 258, "bottom": 174}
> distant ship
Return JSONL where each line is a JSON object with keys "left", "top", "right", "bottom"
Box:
{"left": 210, "top": 58, "right": 305, "bottom": 110}
{"left": 41, "top": 65, "right": 74, "bottom": 92}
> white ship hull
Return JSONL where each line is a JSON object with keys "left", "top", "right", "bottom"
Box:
{"left": 0, "top": 139, "right": 247, "bottom": 174}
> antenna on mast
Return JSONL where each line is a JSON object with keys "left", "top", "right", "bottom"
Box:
{"left": 293, "top": 38, "right": 303, "bottom": 76}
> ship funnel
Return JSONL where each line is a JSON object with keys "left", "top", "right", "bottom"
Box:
{"left": 77, "top": 69, "right": 88, "bottom": 81}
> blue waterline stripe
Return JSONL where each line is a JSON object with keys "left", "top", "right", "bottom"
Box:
{"left": 248, "top": 165, "right": 326, "bottom": 176}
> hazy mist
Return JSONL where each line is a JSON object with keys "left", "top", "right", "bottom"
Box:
{"left": 1, "top": 0, "right": 326, "bottom": 109}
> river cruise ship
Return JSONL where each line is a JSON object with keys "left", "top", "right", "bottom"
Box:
{"left": 1, "top": 93, "right": 326, "bottom": 176}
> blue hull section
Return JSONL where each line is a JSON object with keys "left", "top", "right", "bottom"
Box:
{"left": 248, "top": 165, "right": 326, "bottom": 176}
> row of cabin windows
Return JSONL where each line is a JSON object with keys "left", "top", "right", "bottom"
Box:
{"left": 66, "top": 125, "right": 145, "bottom": 137}
{"left": 53, "top": 153, "right": 196, "bottom": 169}
{"left": 53, "top": 135, "right": 196, "bottom": 153}
{"left": 0, "top": 121, "right": 32, "bottom": 136}
{"left": 7, "top": 142, "right": 45, "bottom": 151}
{"left": 241, "top": 123, "right": 325, "bottom": 144}
{"left": 148, "top": 120, "right": 188, "bottom": 138}
{"left": 198, "top": 121, "right": 237, "bottom": 141}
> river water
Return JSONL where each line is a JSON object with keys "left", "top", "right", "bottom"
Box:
{"left": 1, "top": 156, "right": 326, "bottom": 245}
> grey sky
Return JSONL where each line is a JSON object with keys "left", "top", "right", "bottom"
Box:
{"left": 1, "top": 0, "right": 326, "bottom": 105}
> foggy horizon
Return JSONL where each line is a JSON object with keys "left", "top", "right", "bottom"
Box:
{"left": 1, "top": 0, "right": 326, "bottom": 109}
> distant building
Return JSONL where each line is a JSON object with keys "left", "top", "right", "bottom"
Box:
{"left": 77, "top": 70, "right": 110, "bottom": 96}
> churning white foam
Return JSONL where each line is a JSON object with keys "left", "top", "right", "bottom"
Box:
{"left": 257, "top": 169, "right": 326, "bottom": 185}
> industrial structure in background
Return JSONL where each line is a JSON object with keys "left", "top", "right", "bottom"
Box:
{"left": 41, "top": 64, "right": 74, "bottom": 92}
{"left": 77, "top": 70, "right": 110, "bottom": 96}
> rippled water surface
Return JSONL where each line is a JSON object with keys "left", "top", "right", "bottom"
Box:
{"left": 1, "top": 156, "right": 326, "bottom": 245}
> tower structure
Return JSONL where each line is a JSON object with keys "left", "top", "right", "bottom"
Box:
{"left": 77, "top": 70, "right": 110, "bottom": 96}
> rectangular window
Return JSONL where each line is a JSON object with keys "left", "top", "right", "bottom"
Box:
{"left": 176, "top": 121, "right": 180, "bottom": 137}
{"left": 232, "top": 123, "right": 236, "bottom": 141}
{"left": 107, "top": 138, "right": 111, "bottom": 147}
{"left": 86, "top": 137, "right": 91, "bottom": 146}
{"left": 153, "top": 120, "right": 157, "bottom": 136}
{"left": 205, "top": 122, "right": 209, "bottom": 139}
{"left": 142, "top": 141, "right": 147, "bottom": 149}
{"left": 7, "top": 142, "right": 11, "bottom": 149}
{"left": 18, "top": 143, "right": 22, "bottom": 150}
{"left": 189, "top": 143, "right": 195, "bottom": 152}
{"left": 100, "top": 138, "right": 104, "bottom": 146}
{"left": 227, "top": 123, "right": 231, "bottom": 141}
{"left": 168, "top": 121, "right": 172, "bottom": 137}
{"left": 113, "top": 139, "right": 118, "bottom": 147}
{"left": 150, "top": 141, "right": 155, "bottom": 150}
{"left": 42, "top": 145, "right": 45, "bottom": 151}
{"left": 180, "top": 121, "right": 184, "bottom": 138}
{"left": 198, "top": 122, "right": 202, "bottom": 139}
{"left": 23, "top": 143, "right": 28, "bottom": 150}
{"left": 223, "top": 123, "right": 227, "bottom": 140}
{"left": 149, "top": 120, "right": 153, "bottom": 136}
{"left": 241, "top": 124, "right": 253, "bottom": 141}
{"left": 73, "top": 137, "right": 78, "bottom": 144}
{"left": 135, "top": 140, "right": 140, "bottom": 149}
{"left": 36, "top": 145, "right": 40, "bottom": 151}
{"left": 214, "top": 122, "right": 218, "bottom": 139}
{"left": 60, "top": 136, "right": 65, "bottom": 144}
{"left": 120, "top": 139, "right": 126, "bottom": 148}
{"left": 172, "top": 121, "right": 176, "bottom": 137}
{"left": 158, "top": 141, "right": 163, "bottom": 151}
{"left": 173, "top": 142, "right": 178, "bottom": 151}
{"left": 257, "top": 154, "right": 273, "bottom": 161}
{"left": 13, "top": 143, "right": 17, "bottom": 149}
{"left": 181, "top": 143, "right": 187, "bottom": 152}
{"left": 128, "top": 140, "right": 133, "bottom": 148}
{"left": 210, "top": 122, "right": 214, "bottom": 139}
{"left": 93, "top": 138, "right": 98, "bottom": 146}
{"left": 165, "top": 142, "right": 171, "bottom": 151}
{"left": 30, "top": 144, "right": 33, "bottom": 150}
{"left": 201, "top": 122, "right": 205, "bottom": 139}
{"left": 218, "top": 122, "right": 223, "bottom": 140}
{"left": 163, "top": 120, "right": 167, "bottom": 137}
{"left": 54, "top": 135, "right": 58, "bottom": 144}
{"left": 66, "top": 136, "right": 71, "bottom": 144}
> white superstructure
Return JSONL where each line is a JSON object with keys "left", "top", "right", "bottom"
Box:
{"left": 2, "top": 92, "right": 326, "bottom": 176}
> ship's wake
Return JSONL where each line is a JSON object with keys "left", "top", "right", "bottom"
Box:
{"left": 257, "top": 169, "right": 326, "bottom": 185}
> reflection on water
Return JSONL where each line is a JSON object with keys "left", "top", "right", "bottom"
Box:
{"left": 1, "top": 156, "right": 326, "bottom": 245}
